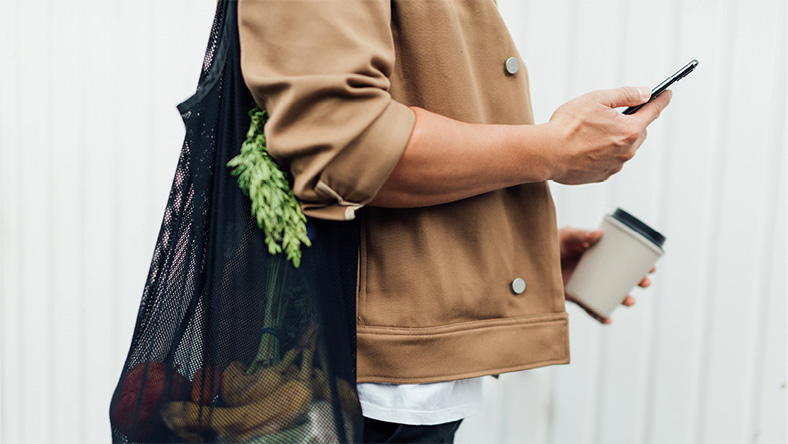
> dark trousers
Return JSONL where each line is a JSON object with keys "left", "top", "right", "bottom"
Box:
{"left": 362, "top": 417, "right": 463, "bottom": 444}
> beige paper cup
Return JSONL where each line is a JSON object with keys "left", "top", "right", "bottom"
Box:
{"left": 565, "top": 208, "right": 665, "bottom": 319}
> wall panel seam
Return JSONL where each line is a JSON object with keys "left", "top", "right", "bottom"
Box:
{"left": 745, "top": 5, "right": 787, "bottom": 436}
{"left": 692, "top": 1, "right": 740, "bottom": 442}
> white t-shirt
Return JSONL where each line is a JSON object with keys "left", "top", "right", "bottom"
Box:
{"left": 357, "top": 378, "right": 484, "bottom": 425}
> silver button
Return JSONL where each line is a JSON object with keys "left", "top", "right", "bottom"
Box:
{"left": 505, "top": 57, "right": 520, "bottom": 75}
{"left": 511, "top": 278, "right": 526, "bottom": 295}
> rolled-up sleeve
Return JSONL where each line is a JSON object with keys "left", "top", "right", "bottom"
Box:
{"left": 238, "top": 0, "right": 415, "bottom": 220}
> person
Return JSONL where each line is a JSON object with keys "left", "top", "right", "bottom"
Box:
{"left": 237, "top": 1, "right": 669, "bottom": 442}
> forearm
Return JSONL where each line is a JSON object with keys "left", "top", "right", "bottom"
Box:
{"left": 369, "top": 107, "right": 558, "bottom": 208}
{"left": 370, "top": 87, "right": 671, "bottom": 208}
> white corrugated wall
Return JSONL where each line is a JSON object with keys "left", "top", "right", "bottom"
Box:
{"left": 0, "top": 1, "right": 785, "bottom": 443}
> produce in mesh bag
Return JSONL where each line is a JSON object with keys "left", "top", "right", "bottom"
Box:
{"left": 192, "top": 365, "right": 223, "bottom": 405}
{"left": 110, "top": 362, "right": 191, "bottom": 442}
{"left": 162, "top": 326, "right": 358, "bottom": 442}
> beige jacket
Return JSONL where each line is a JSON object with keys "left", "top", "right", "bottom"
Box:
{"left": 239, "top": 0, "right": 569, "bottom": 384}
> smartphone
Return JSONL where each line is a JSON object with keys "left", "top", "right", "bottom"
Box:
{"left": 622, "top": 59, "right": 698, "bottom": 115}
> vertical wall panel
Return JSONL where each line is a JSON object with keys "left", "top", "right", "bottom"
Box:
{"left": 0, "top": 0, "right": 22, "bottom": 442}
{"left": 756, "top": 141, "right": 787, "bottom": 444}
{"left": 647, "top": 1, "right": 732, "bottom": 441}
{"left": 700, "top": 2, "right": 781, "bottom": 442}
{"left": 458, "top": 368, "right": 555, "bottom": 444}
{"left": 500, "top": 370, "right": 554, "bottom": 443}
{"left": 741, "top": 2, "right": 787, "bottom": 442}
{"left": 460, "top": 378, "right": 506, "bottom": 443}
{"left": 17, "top": 1, "right": 54, "bottom": 443}
{"left": 513, "top": 0, "right": 574, "bottom": 124}
{"left": 81, "top": 2, "right": 118, "bottom": 441}
{"left": 50, "top": 1, "right": 89, "bottom": 441}
{"left": 754, "top": 7, "right": 788, "bottom": 440}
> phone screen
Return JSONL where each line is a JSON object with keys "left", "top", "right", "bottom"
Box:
{"left": 622, "top": 59, "right": 698, "bottom": 115}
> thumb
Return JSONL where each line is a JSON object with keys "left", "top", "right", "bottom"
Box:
{"left": 596, "top": 86, "right": 652, "bottom": 108}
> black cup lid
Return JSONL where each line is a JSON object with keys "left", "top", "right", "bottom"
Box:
{"left": 611, "top": 208, "right": 666, "bottom": 249}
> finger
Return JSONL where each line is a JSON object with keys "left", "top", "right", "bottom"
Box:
{"left": 595, "top": 86, "right": 652, "bottom": 109}
{"left": 584, "top": 305, "right": 611, "bottom": 324}
{"left": 586, "top": 229, "right": 603, "bottom": 246}
{"left": 634, "top": 90, "right": 672, "bottom": 126}
{"left": 574, "top": 229, "right": 603, "bottom": 246}
{"left": 562, "top": 228, "right": 602, "bottom": 251}
{"left": 622, "top": 296, "right": 636, "bottom": 306}
{"left": 649, "top": 266, "right": 657, "bottom": 274}
{"left": 638, "top": 277, "right": 651, "bottom": 288}
{"left": 568, "top": 295, "right": 612, "bottom": 324}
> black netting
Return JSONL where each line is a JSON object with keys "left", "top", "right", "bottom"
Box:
{"left": 109, "top": 1, "right": 361, "bottom": 442}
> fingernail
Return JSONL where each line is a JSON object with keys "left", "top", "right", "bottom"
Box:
{"left": 638, "top": 86, "right": 651, "bottom": 102}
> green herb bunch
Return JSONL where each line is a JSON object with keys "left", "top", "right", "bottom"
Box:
{"left": 227, "top": 107, "right": 311, "bottom": 267}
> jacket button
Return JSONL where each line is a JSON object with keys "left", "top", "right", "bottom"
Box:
{"left": 504, "top": 57, "right": 520, "bottom": 75}
{"left": 511, "top": 278, "right": 526, "bottom": 294}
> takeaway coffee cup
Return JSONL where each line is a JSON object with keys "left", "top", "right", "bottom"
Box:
{"left": 565, "top": 208, "right": 666, "bottom": 319}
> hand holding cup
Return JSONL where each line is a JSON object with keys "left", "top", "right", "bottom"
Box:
{"left": 561, "top": 209, "right": 665, "bottom": 323}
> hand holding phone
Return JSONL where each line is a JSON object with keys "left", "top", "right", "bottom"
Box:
{"left": 622, "top": 59, "right": 698, "bottom": 115}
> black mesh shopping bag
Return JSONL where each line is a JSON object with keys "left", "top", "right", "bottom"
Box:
{"left": 109, "top": 1, "right": 361, "bottom": 442}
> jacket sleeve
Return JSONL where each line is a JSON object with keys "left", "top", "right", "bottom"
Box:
{"left": 238, "top": 0, "right": 416, "bottom": 221}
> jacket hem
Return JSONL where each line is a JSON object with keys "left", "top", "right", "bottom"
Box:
{"left": 356, "top": 312, "right": 570, "bottom": 384}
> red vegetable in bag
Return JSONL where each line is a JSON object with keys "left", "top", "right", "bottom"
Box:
{"left": 110, "top": 362, "right": 191, "bottom": 442}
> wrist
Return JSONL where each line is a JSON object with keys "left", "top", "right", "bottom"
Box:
{"left": 523, "top": 121, "right": 565, "bottom": 183}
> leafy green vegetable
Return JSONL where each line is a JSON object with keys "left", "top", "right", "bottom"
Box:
{"left": 227, "top": 107, "right": 311, "bottom": 267}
